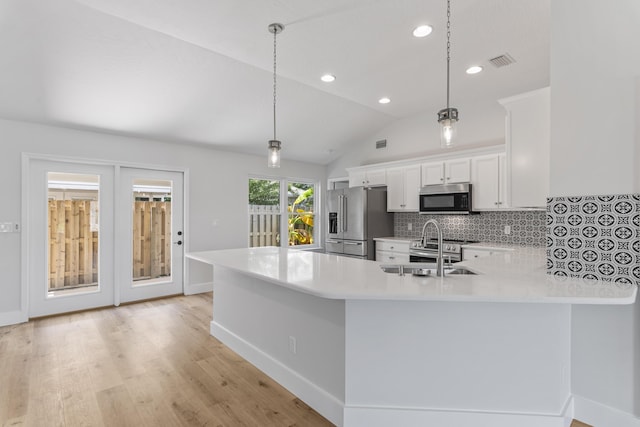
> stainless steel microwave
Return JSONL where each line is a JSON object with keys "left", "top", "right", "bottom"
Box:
{"left": 419, "top": 183, "right": 473, "bottom": 214}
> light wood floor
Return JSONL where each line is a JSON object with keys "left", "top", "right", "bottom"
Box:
{"left": 0, "top": 293, "right": 333, "bottom": 426}
{"left": 0, "top": 293, "right": 595, "bottom": 427}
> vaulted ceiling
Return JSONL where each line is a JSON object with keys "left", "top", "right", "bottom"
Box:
{"left": 0, "top": 0, "right": 550, "bottom": 164}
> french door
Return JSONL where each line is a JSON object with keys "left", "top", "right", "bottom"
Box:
{"left": 28, "top": 159, "right": 115, "bottom": 317}
{"left": 27, "top": 158, "right": 184, "bottom": 317}
{"left": 117, "top": 168, "right": 184, "bottom": 303}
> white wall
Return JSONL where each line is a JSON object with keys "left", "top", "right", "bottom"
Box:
{"left": 636, "top": 76, "right": 640, "bottom": 192}
{"left": 0, "top": 118, "right": 325, "bottom": 320}
{"left": 550, "top": 0, "right": 640, "bottom": 423}
{"left": 549, "top": 0, "right": 640, "bottom": 197}
{"left": 327, "top": 98, "right": 506, "bottom": 179}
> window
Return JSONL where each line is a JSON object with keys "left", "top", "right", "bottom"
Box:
{"left": 248, "top": 177, "right": 317, "bottom": 248}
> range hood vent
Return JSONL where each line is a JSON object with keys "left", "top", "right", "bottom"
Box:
{"left": 489, "top": 53, "right": 516, "bottom": 68}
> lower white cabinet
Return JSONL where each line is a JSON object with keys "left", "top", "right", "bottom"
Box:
{"left": 462, "top": 247, "right": 511, "bottom": 261}
{"left": 375, "top": 239, "right": 410, "bottom": 263}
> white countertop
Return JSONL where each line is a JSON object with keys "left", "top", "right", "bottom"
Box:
{"left": 187, "top": 247, "right": 637, "bottom": 305}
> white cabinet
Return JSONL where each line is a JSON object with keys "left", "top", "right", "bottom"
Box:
{"left": 471, "top": 153, "right": 508, "bottom": 210}
{"left": 375, "top": 239, "right": 410, "bottom": 263}
{"left": 499, "top": 87, "right": 550, "bottom": 208}
{"left": 348, "top": 168, "right": 386, "bottom": 188}
{"left": 386, "top": 165, "right": 420, "bottom": 212}
{"left": 421, "top": 158, "right": 470, "bottom": 186}
{"left": 463, "top": 247, "right": 512, "bottom": 261}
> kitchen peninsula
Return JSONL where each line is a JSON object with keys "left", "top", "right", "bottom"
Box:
{"left": 187, "top": 247, "right": 636, "bottom": 427}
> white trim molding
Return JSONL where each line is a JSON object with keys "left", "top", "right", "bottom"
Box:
{"left": 184, "top": 281, "right": 213, "bottom": 295}
{"left": 0, "top": 310, "right": 28, "bottom": 328}
{"left": 573, "top": 395, "right": 640, "bottom": 427}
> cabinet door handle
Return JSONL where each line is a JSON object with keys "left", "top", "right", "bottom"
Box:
{"left": 440, "top": 177, "right": 444, "bottom": 181}
{"left": 494, "top": 202, "right": 499, "bottom": 205}
{"left": 390, "top": 246, "right": 394, "bottom": 249}
{"left": 389, "top": 256, "right": 395, "bottom": 260}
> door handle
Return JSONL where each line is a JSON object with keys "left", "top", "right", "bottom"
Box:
{"left": 342, "top": 195, "right": 347, "bottom": 232}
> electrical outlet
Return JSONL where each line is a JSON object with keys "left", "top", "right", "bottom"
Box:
{"left": 288, "top": 336, "right": 297, "bottom": 354}
{"left": 407, "top": 223, "right": 412, "bottom": 231}
{"left": 504, "top": 225, "right": 511, "bottom": 235}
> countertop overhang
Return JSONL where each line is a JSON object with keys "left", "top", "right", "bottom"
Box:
{"left": 187, "top": 246, "right": 637, "bottom": 304}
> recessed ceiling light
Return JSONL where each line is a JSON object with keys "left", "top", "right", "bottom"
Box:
{"left": 466, "top": 65, "right": 483, "bottom": 74}
{"left": 378, "top": 97, "right": 391, "bottom": 104}
{"left": 321, "top": 74, "right": 336, "bottom": 83}
{"left": 413, "top": 25, "right": 433, "bottom": 38}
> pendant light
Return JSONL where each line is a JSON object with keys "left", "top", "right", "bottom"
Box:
{"left": 267, "top": 23, "right": 284, "bottom": 168}
{"left": 437, "top": 0, "right": 458, "bottom": 148}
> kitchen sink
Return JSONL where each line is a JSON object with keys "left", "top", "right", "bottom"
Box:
{"left": 379, "top": 264, "right": 478, "bottom": 276}
{"left": 445, "top": 267, "right": 478, "bottom": 275}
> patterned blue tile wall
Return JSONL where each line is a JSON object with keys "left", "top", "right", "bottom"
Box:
{"left": 546, "top": 194, "right": 640, "bottom": 287}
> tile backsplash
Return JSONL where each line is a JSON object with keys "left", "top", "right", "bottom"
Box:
{"left": 546, "top": 194, "right": 640, "bottom": 288}
{"left": 394, "top": 210, "right": 546, "bottom": 246}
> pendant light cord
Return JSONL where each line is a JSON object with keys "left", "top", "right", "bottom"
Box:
{"left": 272, "top": 27, "right": 278, "bottom": 141}
{"left": 446, "top": 0, "right": 451, "bottom": 110}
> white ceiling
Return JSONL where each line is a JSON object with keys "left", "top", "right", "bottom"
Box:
{"left": 0, "top": 0, "right": 550, "bottom": 165}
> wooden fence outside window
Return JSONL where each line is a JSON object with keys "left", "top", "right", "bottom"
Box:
{"left": 248, "top": 204, "right": 314, "bottom": 247}
{"left": 249, "top": 205, "right": 280, "bottom": 247}
{"left": 48, "top": 199, "right": 172, "bottom": 290}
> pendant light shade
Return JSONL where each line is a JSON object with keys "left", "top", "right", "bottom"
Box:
{"left": 437, "top": 0, "right": 458, "bottom": 148}
{"left": 267, "top": 23, "right": 284, "bottom": 168}
{"left": 438, "top": 107, "right": 458, "bottom": 147}
{"left": 268, "top": 139, "right": 281, "bottom": 168}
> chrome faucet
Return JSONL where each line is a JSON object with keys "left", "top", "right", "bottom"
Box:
{"left": 420, "top": 219, "right": 444, "bottom": 276}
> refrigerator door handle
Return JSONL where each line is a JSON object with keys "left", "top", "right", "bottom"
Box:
{"left": 343, "top": 241, "right": 362, "bottom": 246}
{"left": 342, "top": 195, "right": 347, "bottom": 232}
{"left": 337, "top": 195, "right": 342, "bottom": 233}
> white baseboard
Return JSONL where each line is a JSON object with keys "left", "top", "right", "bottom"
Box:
{"left": 211, "top": 320, "right": 345, "bottom": 427}
{"left": 184, "top": 281, "right": 213, "bottom": 295}
{"left": 573, "top": 395, "right": 640, "bottom": 427}
{"left": 345, "top": 394, "right": 573, "bottom": 427}
{"left": 344, "top": 404, "right": 572, "bottom": 427}
{"left": 0, "top": 310, "right": 27, "bottom": 327}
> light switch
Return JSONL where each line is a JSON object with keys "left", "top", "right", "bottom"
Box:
{"left": 0, "top": 222, "right": 19, "bottom": 233}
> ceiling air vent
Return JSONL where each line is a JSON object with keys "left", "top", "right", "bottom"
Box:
{"left": 376, "top": 139, "right": 387, "bottom": 149}
{"left": 489, "top": 53, "right": 516, "bottom": 68}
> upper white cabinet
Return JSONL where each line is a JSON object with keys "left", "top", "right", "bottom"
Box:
{"left": 386, "top": 165, "right": 420, "bottom": 212}
{"left": 421, "top": 158, "right": 470, "bottom": 186}
{"left": 498, "top": 87, "right": 550, "bottom": 208}
{"left": 348, "top": 168, "right": 386, "bottom": 188}
{"left": 471, "top": 153, "right": 508, "bottom": 210}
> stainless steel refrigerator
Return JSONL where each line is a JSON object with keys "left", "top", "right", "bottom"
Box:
{"left": 326, "top": 187, "right": 393, "bottom": 260}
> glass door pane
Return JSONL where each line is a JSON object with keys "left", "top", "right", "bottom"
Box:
{"left": 118, "top": 168, "right": 183, "bottom": 304}
{"left": 131, "top": 179, "right": 172, "bottom": 286}
{"left": 47, "top": 172, "right": 100, "bottom": 297}
{"left": 29, "top": 159, "right": 114, "bottom": 318}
